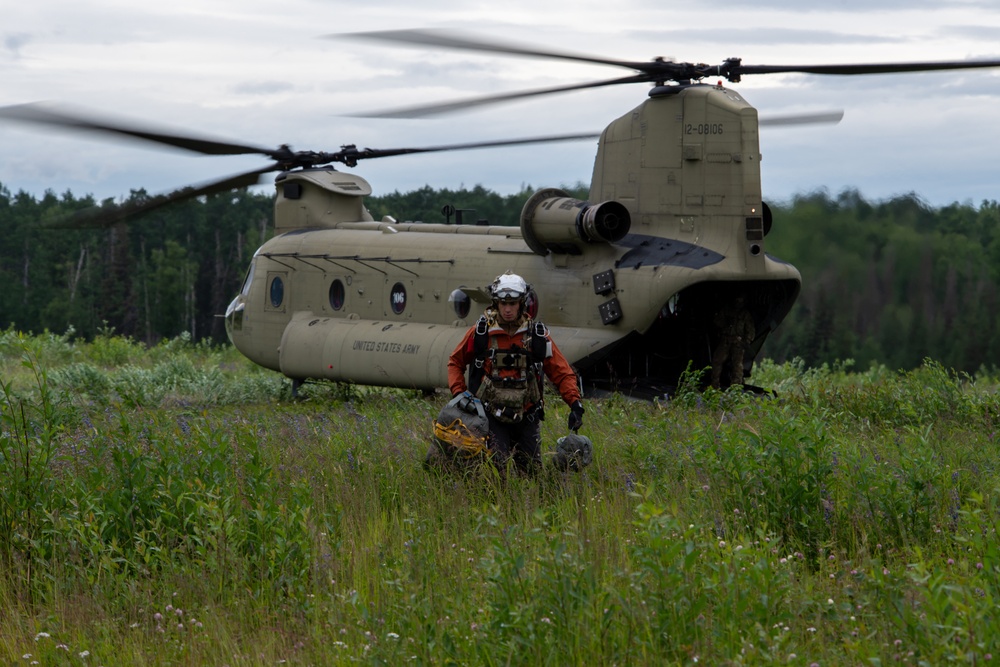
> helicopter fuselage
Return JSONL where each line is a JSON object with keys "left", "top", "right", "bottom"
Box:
{"left": 224, "top": 83, "right": 802, "bottom": 395}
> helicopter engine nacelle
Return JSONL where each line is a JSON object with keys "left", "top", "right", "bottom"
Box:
{"left": 519, "top": 188, "right": 631, "bottom": 256}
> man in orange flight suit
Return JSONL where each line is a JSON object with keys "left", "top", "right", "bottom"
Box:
{"left": 448, "top": 271, "right": 584, "bottom": 474}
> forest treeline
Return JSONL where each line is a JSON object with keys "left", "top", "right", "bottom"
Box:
{"left": 764, "top": 191, "right": 1000, "bottom": 374}
{"left": 1, "top": 181, "right": 998, "bottom": 373}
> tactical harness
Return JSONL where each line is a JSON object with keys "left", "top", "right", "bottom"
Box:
{"left": 469, "top": 315, "right": 551, "bottom": 423}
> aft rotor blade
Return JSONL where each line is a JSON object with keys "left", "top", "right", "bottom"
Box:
{"left": 349, "top": 74, "right": 650, "bottom": 118}
{"left": 45, "top": 165, "right": 276, "bottom": 229}
{"left": 0, "top": 102, "right": 275, "bottom": 156}
{"left": 759, "top": 110, "right": 844, "bottom": 127}
{"left": 339, "top": 28, "right": 654, "bottom": 72}
{"left": 345, "top": 132, "right": 601, "bottom": 162}
{"left": 737, "top": 59, "right": 1000, "bottom": 77}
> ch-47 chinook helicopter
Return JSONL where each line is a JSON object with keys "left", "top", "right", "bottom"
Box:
{"left": 4, "top": 30, "right": 1000, "bottom": 397}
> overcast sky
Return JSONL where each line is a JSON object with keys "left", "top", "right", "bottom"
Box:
{"left": 3, "top": 0, "right": 1000, "bottom": 212}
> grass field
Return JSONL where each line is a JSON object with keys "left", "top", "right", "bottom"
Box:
{"left": 2, "top": 329, "right": 999, "bottom": 665}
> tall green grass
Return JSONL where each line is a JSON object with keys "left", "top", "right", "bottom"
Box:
{"left": 1, "top": 332, "right": 999, "bottom": 664}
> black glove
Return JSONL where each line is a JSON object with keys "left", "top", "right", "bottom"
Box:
{"left": 568, "top": 400, "right": 585, "bottom": 432}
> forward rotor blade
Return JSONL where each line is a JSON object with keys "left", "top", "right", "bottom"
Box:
{"left": 45, "top": 165, "right": 276, "bottom": 229}
{"left": 339, "top": 28, "right": 653, "bottom": 71}
{"left": 348, "top": 74, "right": 650, "bottom": 118}
{"left": 759, "top": 110, "right": 844, "bottom": 127}
{"left": 738, "top": 59, "right": 1000, "bottom": 77}
{"left": 0, "top": 103, "right": 275, "bottom": 156}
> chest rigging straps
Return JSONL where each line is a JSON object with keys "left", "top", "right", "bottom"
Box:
{"left": 468, "top": 315, "right": 549, "bottom": 396}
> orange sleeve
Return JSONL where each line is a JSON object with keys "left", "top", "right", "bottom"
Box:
{"left": 543, "top": 337, "right": 581, "bottom": 405}
{"left": 447, "top": 326, "right": 477, "bottom": 396}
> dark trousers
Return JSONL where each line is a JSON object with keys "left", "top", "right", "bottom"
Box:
{"left": 488, "top": 414, "right": 542, "bottom": 474}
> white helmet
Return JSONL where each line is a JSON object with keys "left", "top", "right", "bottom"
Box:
{"left": 491, "top": 271, "right": 529, "bottom": 301}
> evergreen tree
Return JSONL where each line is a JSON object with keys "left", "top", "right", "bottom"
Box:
{"left": 1, "top": 179, "right": 998, "bottom": 375}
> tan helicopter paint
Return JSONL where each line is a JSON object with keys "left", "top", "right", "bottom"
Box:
{"left": 225, "top": 83, "right": 801, "bottom": 394}
{"left": 229, "top": 216, "right": 624, "bottom": 375}
{"left": 593, "top": 84, "right": 764, "bottom": 268}
{"left": 274, "top": 171, "right": 374, "bottom": 233}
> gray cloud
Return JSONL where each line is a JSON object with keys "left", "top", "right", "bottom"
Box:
{"left": 939, "top": 24, "right": 1000, "bottom": 44}
{"left": 679, "top": 0, "right": 993, "bottom": 10}
{"left": 2, "top": 0, "right": 999, "bottom": 208}
{"left": 231, "top": 81, "right": 297, "bottom": 96}
{"left": 4, "top": 33, "right": 33, "bottom": 58}
{"left": 628, "top": 27, "right": 910, "bottom": 49}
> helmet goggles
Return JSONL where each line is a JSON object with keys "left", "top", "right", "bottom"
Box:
{"left": 494, "top": 287, "right": 525, "bottom": 302}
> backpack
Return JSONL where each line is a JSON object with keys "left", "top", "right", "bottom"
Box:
{"left": 432, "top": 392, "right": 491, "bottom": 459}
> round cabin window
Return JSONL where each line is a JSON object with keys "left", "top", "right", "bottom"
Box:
{"left": 449, "top": 288, "right": 471, "bottom": 319}
{"left": 269, "top": 276, "right": 284, "bottom": 308}
{"left": 390, "top": 282, "right": 407, "bottom": 314}
{"left": 329, "top": 279, "right": 345, "bottom": 310}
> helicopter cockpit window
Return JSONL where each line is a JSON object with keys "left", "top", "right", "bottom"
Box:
{"left": 449, "top": 288, "right": 471, "bottom": 319}
{"left": 329, "top": 279, "right": 345, "bottom": 311}
{"left": 240, "top": 261, "right": 256, "bottom": 297}
{"left": 269, "top": 275, "right": 285, "bottom": 309}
